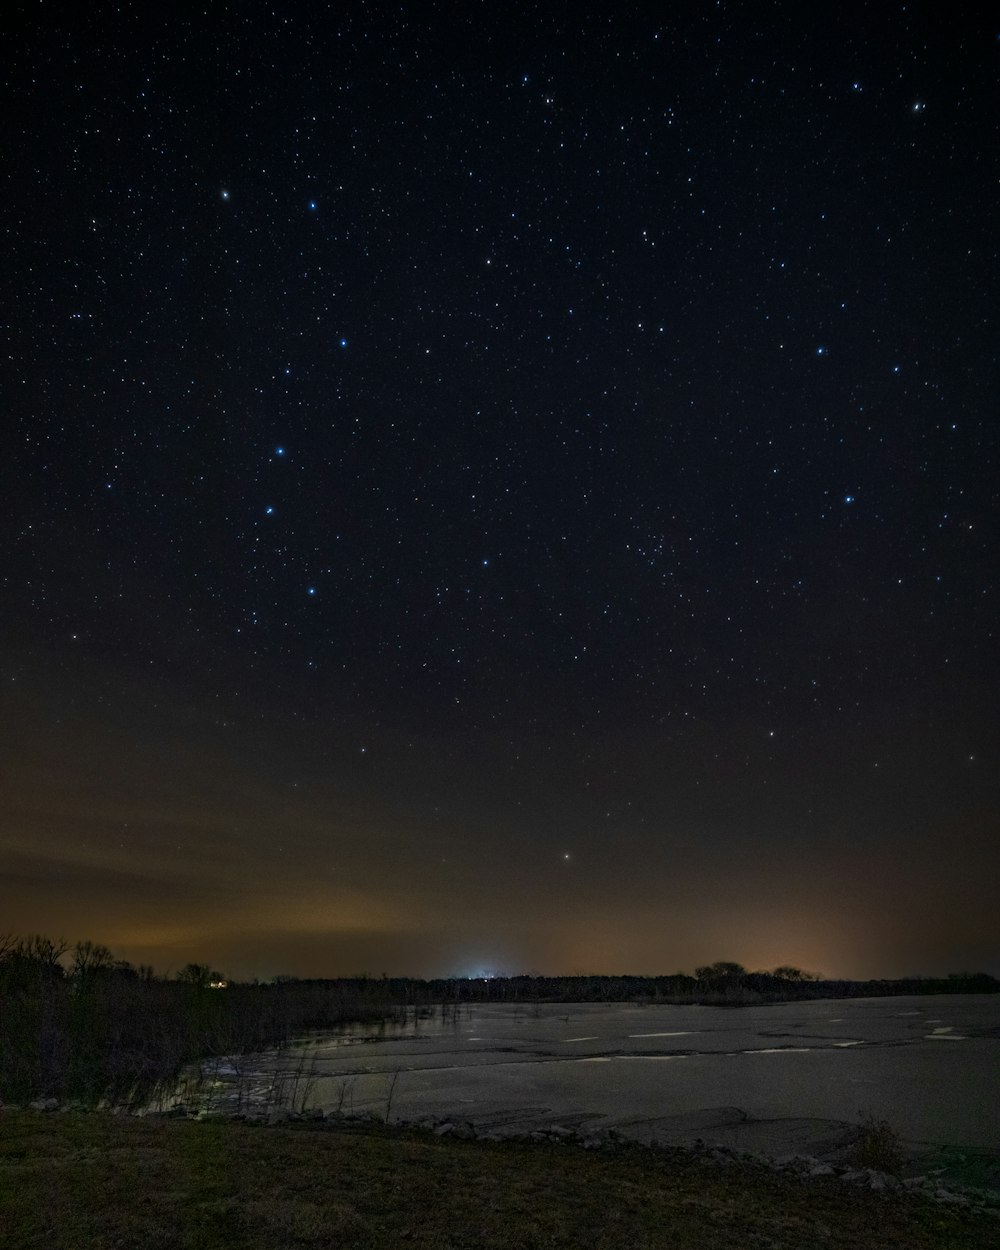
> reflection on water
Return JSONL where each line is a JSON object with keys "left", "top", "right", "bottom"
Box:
{"left": 150, "top": 1003, "right": 476, "bottom": 1117}
{"left": 145, "top": 995, "right": 999, "bottom": 1150}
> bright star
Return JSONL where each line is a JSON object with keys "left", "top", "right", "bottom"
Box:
{"left": 275, "top": 446, "right": 285, "bottom": 456}
{"left": 265, "top": 506, "right": 274, "bottom": 515}
{"left": 308, "top": 200, "right": 317, "bottom": 211}
{"left": 816, "top": 346, "right": 826, "bottom": 356}
{"left": 844, "top": 495, "right": 855, "bottom": 504}
{"left": 339, "top": 338, "right": 348, "bottom": 348}
{"left": 307, "top": 587, "right": 316, "bottom": 596}
{"left": 220, "top": 189, "right": 230, "bottom": 201}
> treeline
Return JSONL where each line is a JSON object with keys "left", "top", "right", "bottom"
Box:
{"left": 0, "top": 936, "right": 404, "bottom": 1109}
{"left": 291, "top": 962, "right": 1000, "bottom": 1005}
{"left": 1, "top": 937, "right": 996, "bottom": 1109}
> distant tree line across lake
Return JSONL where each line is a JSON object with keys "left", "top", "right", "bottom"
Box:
{"left": 2, "top": 936, "right": 996, "bottom": 1110}
{"left": 269, "top": 962, "right": 1000, "bottom": 1006}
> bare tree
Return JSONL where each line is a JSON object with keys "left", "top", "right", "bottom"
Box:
{"left": 176, "top": 963, "right": 225, "bottom": 988}
{"left": 695, "top": 961, "right": 747, "bottom": 982}
{"left": 72, "top": 940, "right": 115, "bottom": 980}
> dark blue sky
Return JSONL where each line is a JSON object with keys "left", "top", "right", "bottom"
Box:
{"left": 4, "top": 2, "right": 997, "bottom": 979}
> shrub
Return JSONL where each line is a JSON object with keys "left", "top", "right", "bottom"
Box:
{"left": 848, "top": 1112, "right": 903, "bottom": 1174}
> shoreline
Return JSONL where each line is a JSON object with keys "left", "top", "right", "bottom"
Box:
{"left": 3, "top": 1106, "right": 998, "bottom": 1250}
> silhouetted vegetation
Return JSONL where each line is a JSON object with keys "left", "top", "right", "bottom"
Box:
{"left": 848, "top": 1111, "right": 905, "bottom": 1174}
{"left": 0, "top": 935, "right": 405, "bottom": 1108}
{"left": 406, "top": 965, "right": 998, "bottom": 1006}
{"left": 1, "top": 934, "right": 996, "bottom": 1108}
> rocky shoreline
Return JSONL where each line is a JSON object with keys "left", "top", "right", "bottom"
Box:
{"left": 21, "top": 1095, "right": 1000, "bottom": 1217}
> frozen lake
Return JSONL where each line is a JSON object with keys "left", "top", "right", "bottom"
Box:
{"left": 196, "top": 994, "right": 1000, "bottom": 1167}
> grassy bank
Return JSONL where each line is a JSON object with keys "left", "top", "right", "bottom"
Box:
{"left": 0, "top": 1110, "right": 995, "bottom": 1250}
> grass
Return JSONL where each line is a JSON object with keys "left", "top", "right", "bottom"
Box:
{"left": 0, "top": 1109, "right": 996, "bottom": 1249}
{"left": 848, "top": 1112, "right": 905, "bottom": 1174}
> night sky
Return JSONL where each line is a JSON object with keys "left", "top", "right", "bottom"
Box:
{"left": 4, "top": 4, "right": 997, "bottom": 982}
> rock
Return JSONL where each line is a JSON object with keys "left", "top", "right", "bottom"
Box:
{"left": 195, "top": 1109, "right": 225, "bottom": 1121}
{"left": 452, "top": 1124, "right": 475, "bottom": 1140}
{"left": 809, "top": 1164, "right": 835, "bottom": 1177}
{"left": 432, "top": 1121, "right": 455, "bottom": 1136}
{"left": 548, "top": 1125, "right": 573, "bottom": 1139}
{"left": 934, "top": 1189, "right": 970, "bottom": 1206}
{"left": 28, "top": 1098, "right": 59, "bottom": 1112}
{"left": 862, "top": 1169, "right": 897, "bottom": 1190}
